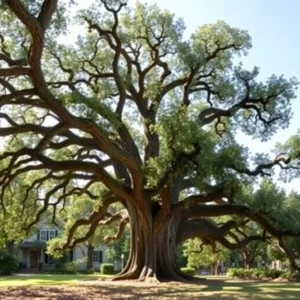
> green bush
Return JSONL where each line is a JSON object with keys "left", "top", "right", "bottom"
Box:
{"left": 280, "top": 271, "right": 300, "bottom": 281}
{"left": 101, "top": 263, "right": 115, "bottom": 275}
{"left": 64, "top": 261, "right": 77, "bottom": 274}
{"left": 0, "top": 250, "right": 19, "bottom": 275}
{"left": 290, "top": 271, "right": 300, "bottom": 281}
{"left": 264, "top": 268, "right": 282, "bottom": 279}
{"left": 180, "top": 267, "right": 196, "bottom": 276}
{"left": 227, "top": 268, "right": 246, "bottom": 278}
{"left": 280, "top": 271, "right": 292, "bottom": 279}
{"left": 228, "top": 268, "right": 285, "bottom": 279}
{"left": 228, "top": 268, "right": 300, "bottom": 281}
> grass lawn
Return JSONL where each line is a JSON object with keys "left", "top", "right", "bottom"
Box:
{"left": 0, "top": 273, "right": 110, "bottom": 287}
{"left": 0, "top": 275, "right": 300, "bottom": 299}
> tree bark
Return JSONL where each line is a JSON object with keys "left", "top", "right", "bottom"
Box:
{"left": 212, "top": 261, "right": 220, "bottom": 275}
{"left": 112, "top": 203, "right": 191, "bottom": 282}
{"left": 86, "top": 243, "right": 94, "bottom": 270}
{"left": 243, "top": 253, "right": 253, "bottom": 270}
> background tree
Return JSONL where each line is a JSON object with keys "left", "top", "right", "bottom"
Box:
{"left": 0, "top": 0, "right": 300, "bottom": 282}
{"left": 238, "top": 240, "right": 267, "bottom": 270}
{"left": 183, "top": 238, "right": 230, "bottom": 275}
{"left": 103, "top": 227, "right": 130, "bottom": 265}
{"left": 227, "top": 220, "right": 268, "bottom": 269}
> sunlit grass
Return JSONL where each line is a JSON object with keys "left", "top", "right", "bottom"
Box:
{"left": 0, "top": 274, "right": 300, "bottom": 299}
{"left": 0, "top": 274, "right": 111, "bottom": 287}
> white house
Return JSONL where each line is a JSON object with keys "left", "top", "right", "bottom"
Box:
{"left": 18, "top": 225, "right": 107, "bottom": 271}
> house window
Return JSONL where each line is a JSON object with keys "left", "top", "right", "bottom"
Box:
{"left": 39, "top": 230, "right": 58, "bottom": 241}
{"left": 48, "top": 230, "right": 56, "bottom": 240}
{"left": 40, "top": 230, "right": 47, "bottom": 241}
{"left": 93, "top": 251, "right": 103, "bottom": 263}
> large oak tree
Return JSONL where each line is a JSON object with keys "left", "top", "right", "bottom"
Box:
{"left": 1, "top": 0, "right": 300, "bottom": 281}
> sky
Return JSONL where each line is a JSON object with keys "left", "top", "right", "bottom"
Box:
{"left": 139, "top": 0, "right": 300, "bottom": 192}
{"left": 1, "top": 0, "right": 300, "bottom": 191}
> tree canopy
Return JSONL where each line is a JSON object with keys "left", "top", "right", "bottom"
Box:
{"left": 0, "top": 0, "right": 300, "bottom": 282}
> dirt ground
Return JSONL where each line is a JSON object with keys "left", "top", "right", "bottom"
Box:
{"left": 0, "top": 279, "right": 237, "bottom": 300}
{"left": 1, "top": 278, "right": 297, "bottom": 300}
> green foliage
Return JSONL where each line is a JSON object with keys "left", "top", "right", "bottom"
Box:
{"left": 180, "top": 267, "right": 196, "bottom": 276}
{"left": 227, "top": 268, "right": 294, "bottom": 279}
{"left": 267, "top": 240, "right": 288, "bottom": 262}
{"left": 235, "top": 180, "right": 300, "bottom": 232}
{"left": 46, "top": 239, "right": 68, "bottom": 258}
{"left": 104, "top": 228, "right": 130, "bottom": 264}
{"left": 0, "top": 250, "right": 19, "bottom": 275}
{"left": 65, "top": 258, "right": 88, "bottom": 273}
{"left": 39, "top": 257, "right": 88, "bottom": 275}
{"left": 101, "top": 263, "right": 116, "bottom": 275}
{"left": 183, "top": 238, "right": 230, "bottom": 269}
{"left": 280, "top": 271, "right": 300, "bottom": 281}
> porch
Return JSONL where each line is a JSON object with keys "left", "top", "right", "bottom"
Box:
{"left": 18, "top": 241, "right": 46, "bottom": 270}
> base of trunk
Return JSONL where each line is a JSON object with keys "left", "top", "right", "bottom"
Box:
{"left": 112, "top": 264, "right": 200, "bottom": 282}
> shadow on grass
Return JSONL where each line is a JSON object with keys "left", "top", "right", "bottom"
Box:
{"left": 0, "top": 285, "right": 236, "bottom": 300}
{"left": 199, "top": 279, "right": 300, "bottom": 299}
{"left": 0, "top": 277, "right": 300, "bottom": 299}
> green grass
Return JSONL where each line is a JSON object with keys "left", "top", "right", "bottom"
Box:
{"left": 0, "top": 273, "right": 111, "bottom": 287}
{"left": 0, "top": 274, "right": 300, "bottom": 299}
{"left": 195, "top": 276, "right": 300, "bottom": 299}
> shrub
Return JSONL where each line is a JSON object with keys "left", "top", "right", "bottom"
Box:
{"left": 291, "top": 271, "right": 300, "bottom": 281}
{"left": 280, "top": 271, "right": 291, "bottom": 279}
{"left": 228, "top": 268, "right": 285, "bottom": 279}
{"left": 0, "top": 250, "right": 19, "bottom": 275}
{"left": 180, "top": 267, "right": 196, "bottom": 276}
{"left": 101, "top": 263, "right": 115, "bottom": 275}
{"left": 227, "top": 268, "right": 246, "bottom": 278}
{"left": 228, "top": 268, "right": 300, "bottom": 281}
{"left": 281, "top": 271, "right": 300, "bottom": 281}
{"left": 67, "top": 257, "right": 87, "bottom": 271}
{"left": 263, "top": 268, "right": 282, "bottom": 279}
{"left": 64, "top": 261, "right": 77, "bottom": 274}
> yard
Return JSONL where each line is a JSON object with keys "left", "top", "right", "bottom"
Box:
{"left": 0, "top": 275, "right": 299, "bottom": 299}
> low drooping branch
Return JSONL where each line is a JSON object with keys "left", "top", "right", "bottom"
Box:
{"left": 61, "top": 196, "right": 119, "bottom": 250}
{"left": 183, "top": 204, "right": 300, "bottom": 238}
{"left": 177, "top": 218, "right": 266, "bottom": 253}
{"left": 99, "top": 208, "right": 130, "bottom": 243}
{"left": 0, "top": 147, "right": 130, "bottom": 201}
{"left": 174, "top": 189, "right": 225, "bottom": 213}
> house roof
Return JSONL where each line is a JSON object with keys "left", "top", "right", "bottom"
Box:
{"left": 19, "top": 241, "right": 45, "bottom": 249}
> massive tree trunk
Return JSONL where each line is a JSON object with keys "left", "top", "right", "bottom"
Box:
{"left": 113, "top": 203, "right": 190, "bottom": 282}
